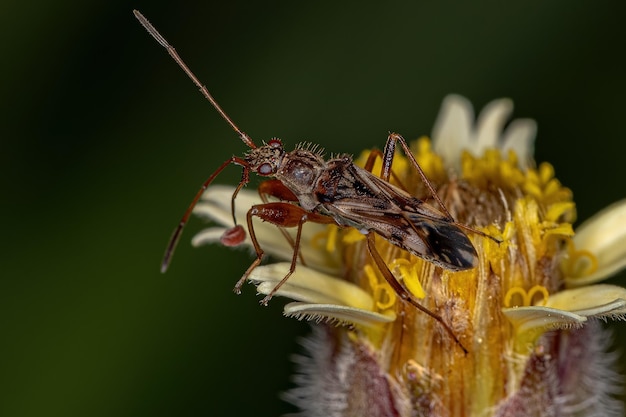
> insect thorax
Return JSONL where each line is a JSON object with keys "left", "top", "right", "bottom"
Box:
{"left": 276, "top": 149, "right": 326, "bottom": 201}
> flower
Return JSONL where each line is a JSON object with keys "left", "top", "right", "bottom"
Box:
{"left": 192, "top": 95, "right": 626, "bottom": 416}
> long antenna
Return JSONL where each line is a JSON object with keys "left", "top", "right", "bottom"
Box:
{"left": 134, "top": 10, "right": 255, "bottom": 272}
{"left": 133, "top": 10, "right": 257, "bottom": 149}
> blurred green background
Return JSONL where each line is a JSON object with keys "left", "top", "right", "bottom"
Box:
{"left": 3, "top": 1, "right": 626, "bottom": 416}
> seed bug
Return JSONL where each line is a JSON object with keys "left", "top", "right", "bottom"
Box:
{"left": 135, "top": 10, "right": 496, "bottom": 351}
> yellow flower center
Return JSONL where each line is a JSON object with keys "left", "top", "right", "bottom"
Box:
{"left": 304, "top": 137, "right": 582, "bottom": 413}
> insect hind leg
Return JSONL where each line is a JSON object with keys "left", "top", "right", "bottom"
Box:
{"left": 384, "top": 133, "right": 501, "bottom": 244}
{"left": 383, "top": 133, "right": 454, "bottom": 219}
{"left": 362, "top": 149, "right": 409, "bottom": 191}
{"left": 366, "top": 233, "right": 468, "bottom": 354}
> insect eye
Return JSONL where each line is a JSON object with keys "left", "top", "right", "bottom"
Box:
{"left": 268, "top": 138, "right": 282, "bottom": 148}
{"left": 258, "top": 163, "right": 274, "bottom": 175}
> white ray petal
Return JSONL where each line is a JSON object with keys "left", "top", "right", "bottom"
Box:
{"left": 283, "top": 302, "right": 395, "bottom": 327}
{"left": 500, "top": 118, "right": 537, "bottom": 170}
{"left": 544, "top": 284, "right": 626, "bottom": 320}
{"left": 432, "top": 94, "right": 474, "bottom": 170}
{"left": 566, "top": 199, "right": 626, "bottom": 286}
{"left": 432, "top": 95, "right": 537, "bottom": 172}
{"left": 503, "top": 306, "right": 587, "bottom": 334}
{"left": 474, "top": 98, "right": 513, "bottom": 152}
{"left": 250, "top": 262, "right": 375, "bottom": 310}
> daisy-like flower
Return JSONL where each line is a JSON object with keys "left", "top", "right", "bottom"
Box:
{"left": 193, "top": 95, "right": 626, "bottom": 417}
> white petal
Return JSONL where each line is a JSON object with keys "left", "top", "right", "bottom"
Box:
{"left": 250, "top": 262, "right": 375, "bottom": 310}
{"left": 504, "top": 285, "right": 626, "bottom": 335}
{"left": 191, "top": 227, "right": 227, "bottom": 246}
{"left": 283, "top": 302, "right": 395, "bottom": 327}
{"left": 574, "top": 299, "right": 626, "bottom": 321}
{"left": 500, "top": 118, "right": 537, "bottom": 170}
{"left": 432, "top": 95, "right": 536, "bottom": 172}
{"left": 503, "top": 306, "right": 587, "bottom": 334}
{"left": 566, "top": 199, "right": 626, "bottom": 285}
{"left": 432, "top": 94, "right": 474, "bottom": 170}
{"left": 474, "top": 98, "right": 513, "bottom": 153}
{"left": 544, "top": 284, "right": 626, "bottom": 320}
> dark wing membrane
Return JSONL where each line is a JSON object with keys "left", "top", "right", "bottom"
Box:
{"left": 401, "top": 212, "right": 478, "bottom": 270}
{"left": 321, "top": 165, "right": 478, "bottom": 271}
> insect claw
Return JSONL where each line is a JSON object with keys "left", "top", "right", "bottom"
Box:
{"left": 233, "top": 277, "right": 249, "bottom": 294}
{"left": 233, "top": 271, "right": 251, "bottom": 295}
{"left": 259, "top": 295, "right": 272, "bottom": 306}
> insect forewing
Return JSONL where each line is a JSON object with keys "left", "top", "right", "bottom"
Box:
{"left": 317, "top": 163, "right": 478, "bottom": 270}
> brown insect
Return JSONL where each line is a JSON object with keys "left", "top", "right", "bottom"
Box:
{"left": 135, "top": 10, "right": 494, "bottom": 350}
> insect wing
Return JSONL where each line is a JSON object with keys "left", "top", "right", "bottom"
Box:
{"left": 399, "top": 211, "right": 478, "bottom": 270}
{"left": 321, "top": 165, "right": 478, "bottom": 271}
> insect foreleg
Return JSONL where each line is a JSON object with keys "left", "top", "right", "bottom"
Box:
{"left": 230, "top": 166, "right": 251, "bottom": 225}
{"left": 258, "top": 179, "right": 299, "bottom": 203}
{"left": 214, "top": 165, "right": 253, "bottom": 247}
{"left": 365, "top": 233, "right": 468, "bottom": 354}
{"left": 161, "top": 156, "right": 248, "bottom": 272}
{"left": 257, "top": 180, "right": 306, "bottom": 265}
{"left": 233, "top": 202, "right": 336, "bottom": 304}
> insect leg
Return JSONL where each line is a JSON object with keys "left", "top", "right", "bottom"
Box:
{"left": 231, "top": 166, "right": 251, "bottom": 225}
{"left": 257, "top": 180, "right": 307, "bottom": 266}
{"left": 383, "top": 133, "right": 454, "bottom": 219}
{"left": 233, "top": 202, "right": 336, "bottom": 302}
{"left": 258, "top": 179, "right": 298, "bottom": 203}
{"left": 161, "top": 156, "right": 249, "bottom": 272}
{"left": 258, "top": 215, "right": 305, "bottom": 306}
{"left": 218, "top": 167, "right": 254, "bottom": 247}
{"left": 259, "top": 210, "right": 337, "bottom": 304}
{"left": 384, "top": 133, "right": 501, "bottom": 244}
{"left": 362, "top": 149, "right": 409, "bottom": 191}
{"left": 365, "top": 233, "right": 468, "bottom": 354}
